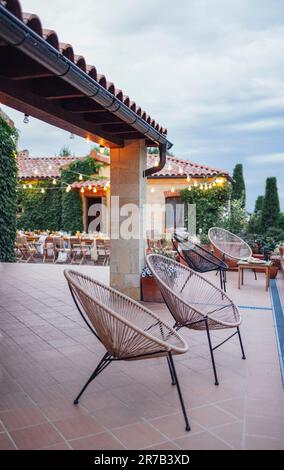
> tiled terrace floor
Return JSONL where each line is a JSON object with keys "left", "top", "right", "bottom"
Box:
{"left": 0, "top": 263, "right": 284, "bottom": 450}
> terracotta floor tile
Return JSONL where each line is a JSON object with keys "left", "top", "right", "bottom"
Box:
{"left": 42, "top": 442, "right": 71, "bottom": 450}
{"left": 211, "top": 422, "right": 243, "bottom": 449}
{"left": 143, "top": 440, "right": 181, "bottom": 450}
{"left": 244, "top": 435, "right": 284, "bottom": 450}
{"left": 53, "top": 414, "right": 104, "bottom": 440}
{"left": 112, "top": 422, "right": 165, "bottom": 450}
{"left": 70, "top": 431, "right": 125, "bottom": 450}
{"left": 0, "top": 405, "right": 47, "bottom": 431}
{"left": 149, "top": 413, "right": 203, "bottom": 439}
{"left": 174, "top": 431, "right": 232, "bottom": 450}
{"left": 246, "top": 415, "right": 284, "bottom": 441}
{"left": 0, "top": 433, "right": 16, "bottom": 450}
{"left": 189, "top": 405, "right": 237, "bottom": 429}
{"left": 93, "top": 404, "right": 141, "bottom": 429}
{"left": 11, "top": 423, "right": 64, "bottom": 450}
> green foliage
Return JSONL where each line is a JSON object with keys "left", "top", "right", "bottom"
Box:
{"left": 261, "top": 177, "right": 280, "bottom": 231}
{"left": 0, "top": 117, "right": 18, "bottom": 261}
{"left": 231, "top": 163, "right": 246, "bottom": 208}
{"left": 219, "top": 199, "right": 247, "bottom": 234}
{"left": 58, "top": 146, "right": 72, "bottom": 157}
{"left": 61, "top": 156, "right": 102, "bottom": 234}
{"left": 17, "top": 181, "right": 62, "bottom": 231}
{"left": 254, "top": 195, "right": 264, "bottom": 212}
{"left": 180, "top": 184, "right": 231, "bottom": 236}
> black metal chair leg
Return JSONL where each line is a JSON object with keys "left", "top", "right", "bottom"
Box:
{"left": 74, "top": 352, "right": 111, "bottom": 404}
{"left": 168, "top": 352, "right": 190, "bottom": 431}
{"left": 205, "top": 318, "right": 219, "bottom": 386}
{"left": 167, "top": 355, "right": 176, "bottom": 385}
{"left": 223, "top": 270, "right": 227, "bottom": 292}
{"left": 254, "top": 269, "right": 257, "bottom": 280}
{"left": 237, "top": 327, "right": 246, "bottom": 360}
{"left": 219, "top": 269, "right": 223, "bottom": 290}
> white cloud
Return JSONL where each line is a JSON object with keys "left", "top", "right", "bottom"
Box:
{"left": 247, "top": 153, "right": 284, "bottom": 164}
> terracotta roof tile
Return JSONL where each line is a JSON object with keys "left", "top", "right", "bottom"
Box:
{"left": 3, "top": 0, "right": 167, "bottom": 136}
{"left": 17, "top": 153, "right": 229, "bottom": 180}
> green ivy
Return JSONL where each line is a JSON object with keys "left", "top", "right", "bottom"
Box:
{"left": 180, "top": 184, "right": 231, "bottom": 240}
{"left": 16, "top": 156, "right": 103, "bottom": 235}
{"left": 61, "top": 157, "right": 102, "bottom": 234}
{"left": 0, "top": 116, "right": 18, "bottom": 262}
{"left": 17, "top": 180, "right": 62, "bottom": 232}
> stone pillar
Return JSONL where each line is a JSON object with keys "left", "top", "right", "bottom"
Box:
{"left": 110, "top": 140, "right": 146, "bottom": 300}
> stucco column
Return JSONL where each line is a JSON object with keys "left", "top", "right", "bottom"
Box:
{"left": 110, "top": 139, "right": 146, "bottom": 300}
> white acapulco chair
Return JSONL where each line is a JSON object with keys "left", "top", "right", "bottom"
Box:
{"left": 64, "top": 269, "right": 191, "bottom": 431}
{"left": 146, "top": 254, "right": 246, "bottom": 386}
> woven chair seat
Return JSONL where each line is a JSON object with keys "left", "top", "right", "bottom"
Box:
{"left": 208, "top": 227, "right": 252, "bottom": 261}
{"left": 146, "top": 254, "right": 241, "bottom": 330}
{"left": 64, "top": 270, "right": 187, "bottom": 359}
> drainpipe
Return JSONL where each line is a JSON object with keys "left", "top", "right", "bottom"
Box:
{"left": 143, "top": 143, "right": 167, "bottom": 178}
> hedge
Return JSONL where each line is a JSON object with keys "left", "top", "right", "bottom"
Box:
{"left": 0, "top": 117, "right": 18, "bottom": 262}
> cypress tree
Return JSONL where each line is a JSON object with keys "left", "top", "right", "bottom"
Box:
{"left": 261, "top": 177, "right": 280, "bottom": 230}
{"left": 254, "top": 195, "right": 264, "bottom": 213}
{"left": 231, "top": 164, "right": 246, "bottom": 208}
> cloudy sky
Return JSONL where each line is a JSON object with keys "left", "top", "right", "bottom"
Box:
{"left": 2, "top": 0, "right": 284, "bottom": 211}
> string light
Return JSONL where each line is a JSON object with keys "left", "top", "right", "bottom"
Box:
{"left": 29, "top": 184, "right": 32, "bottom": 189}
{"left": 23, "top": 114, "right": 29, "bottom": 124}
{"left": 48, "top": 164, "right": 52, "bottom": 170}
{"left": 194, "top": 181, "right": 198, "bottom": 187}
{"left": 34, "top": 169, "right": 38, "bottom": 175}
{"left": 204, "top": 183, "right": 208, "bottom": 190}
{"left": 151, "top": 187, "right": 155, "bottom": 193}
{"left": 188, "top": 186, "right": 192, "bottom": 191}
{"left": 93, "top": 187, "right": 97, "bottom": 193}
{"left": 66, "top": 185, "right": 71, "bottom": 192}
{"left": 85, "top": 136, "right": 90, "bottom": 143}
{"left": 154, "top": 161, "right": 159, "bottom": 167}
{"left": 103, "top": 186, "right": 107, "bottom": 191}
{"left": 178, "top": 167, "right": 182, "bottom": 174}
{"left": 199, "top": 184, "right": 203, "bottom": 190}
{"left": 168, "top": 163, "right": 172, "bottom": 171}
{"left": 80, "top": 187, "right": 85, "bottom": 194}
{"left": 79, "top": 174, "right": 83, "bottom": 181}
{"left": 171, "top": 187, "right": 175, "bottom": 193}
{"left": 88, "top": 184, "right": 92, "bottom": 190}
{"left": 41, "top": 188, "right": 45, "bottom": 194}
{"left": 100, "top": 145, "right": 105, "bottom": 153}
{"left": 23, "top": 184, "right": 26, "bottom": 189}
{"left": 52, "top": 178, "right": 56, "bottom": 185}
{"left": 187, "top": 176, "right": 191, "bottom": 182}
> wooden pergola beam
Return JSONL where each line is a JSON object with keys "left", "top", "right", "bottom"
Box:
{"left": 0, "top": 75, "right": 123, "bottom": 148}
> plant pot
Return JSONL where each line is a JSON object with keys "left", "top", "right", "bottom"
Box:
{"left": 269, "top": 265, "right": 279, "bottom": 279}
{"left": 141, "top": 276, "right": 164, "bottom": 303}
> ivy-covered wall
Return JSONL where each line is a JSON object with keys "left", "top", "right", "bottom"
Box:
{"left": 17, "top": 156, "right": 103, "bottom": 235}
{"left": 0, "top": 117, "right": 18, "bottom": 262}
{"left": 180, "top": 184, "right": 231, "bottom": 241}
{"left": 61, "top": 157, "right": 102, "bottom": 234}
{"left": 17, "top": 180, "right": 62, "bottom": 232}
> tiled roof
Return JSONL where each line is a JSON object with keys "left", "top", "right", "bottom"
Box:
{"left": 17, "top": 153, "right": 229, "bottom": 180}
{"left": 147, "top": 155, "right": 229, "bottom": 178}
{"left": 71, "top": 179, "right": 110, "bottom": 189}
{"left": 3, "top": 1, "right": 167, "bottom": 136}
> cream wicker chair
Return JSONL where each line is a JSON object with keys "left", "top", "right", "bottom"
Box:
{"left": 64, "top": 269, "right": 191, "bottom": 431}
{"left": 146, "top": 254, "right": 246, "bottom": 386}
{"left": 208, "top": 227, "right": 252, "bottom": 262}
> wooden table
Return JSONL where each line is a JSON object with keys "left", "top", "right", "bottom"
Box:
{"left": 238, "top": 261, "right": 272, "bottom": 291}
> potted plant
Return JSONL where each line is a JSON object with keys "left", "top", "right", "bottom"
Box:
{"left": 141, "top": 265, "right": 164, "bottom": 303}
{"left": 141, "top": 249, "right": 177, "bottom": 302}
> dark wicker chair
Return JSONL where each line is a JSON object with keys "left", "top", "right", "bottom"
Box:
{"left": 172, "top": 232, "right": 228, "bottom": 291}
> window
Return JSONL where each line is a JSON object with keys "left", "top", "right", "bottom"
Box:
{"left": 165, "top": 197, "right": 185, "bottom": 232}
